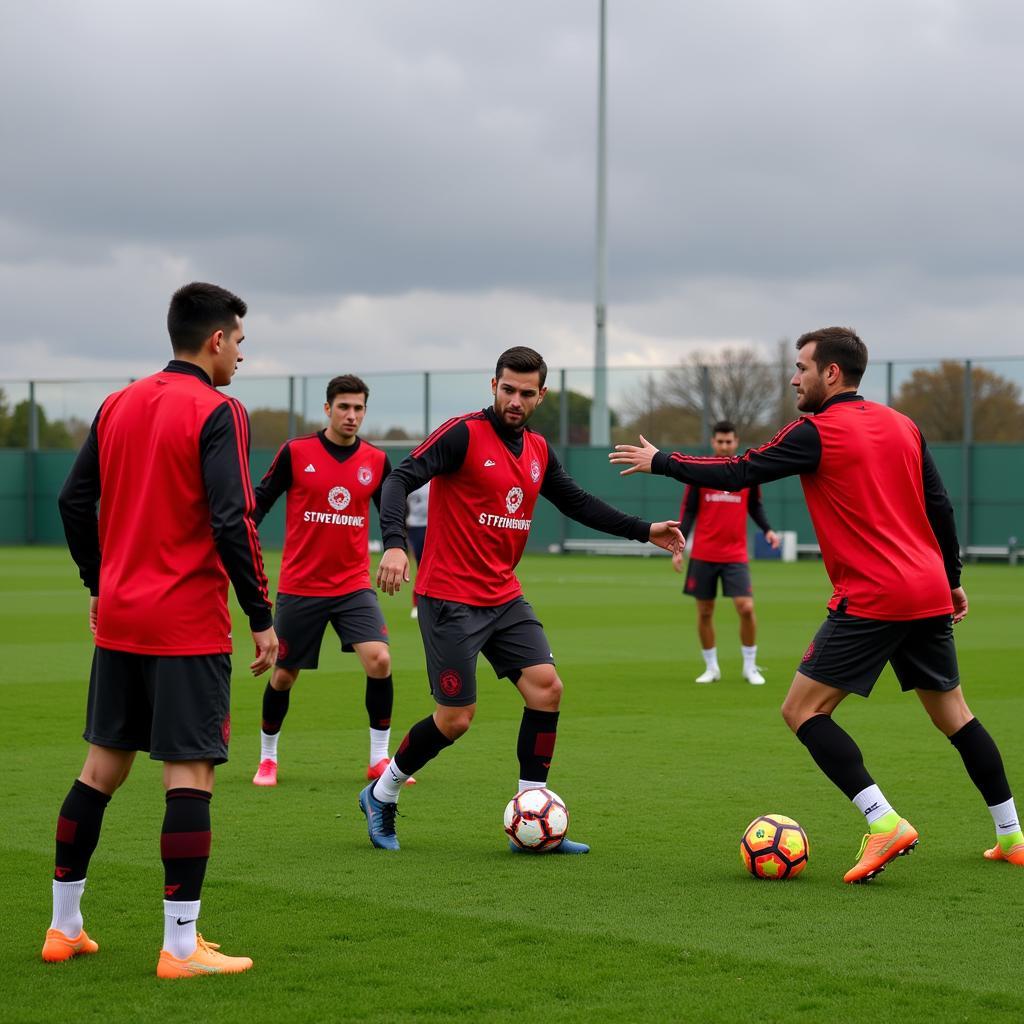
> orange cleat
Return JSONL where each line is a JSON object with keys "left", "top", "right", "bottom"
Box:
{"left": 366, "top": 758, "right": 416, "bottom": 785}
{"left": 42, "top": 927, "right": 99, "bottom": 963}
{"left": 252, "top": 759, "right": 277, "bottom": 786}
{"left": 843, "top": 818, "right": 919, "bottom": 884}
{"left": 984, "top": 841, "right": 1024, "bottom": 865}
{"left": 156, "top": 934, "right": 253, "bottom": 979}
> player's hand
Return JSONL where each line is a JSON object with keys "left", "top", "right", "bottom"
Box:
{"left": 377, "top": 547, "right": 410, "bottom": 596}
{"left": 89, "top": 596, "right": 98, "bottom": 635}
{"left": 766, "top": 530, "right": 781, "bottom": 550}
{"left": 951, "top": 587, "right": 968, "bottom": 624}
{"left": 671, "top": 549, "right": 685, "bottom": 573}
{"left": 250, "top": 626, "right": 279, "bottom": 676}
{"left": 609, "top": 435, "right": 659, "bottom": 476}
{"left": 649, "top": 520, "right": 685, "bottom": 554}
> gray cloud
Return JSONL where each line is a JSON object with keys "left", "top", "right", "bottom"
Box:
{"left": 1, "top": 0, "right": 1022, "bottom": 382}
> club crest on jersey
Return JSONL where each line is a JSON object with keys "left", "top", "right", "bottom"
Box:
{"left": 530, "top": 458, "right": 541, "bottom": 483}
{"left": 506, "top": 487, "right": 524, "bottom": 514}
{"left": 357, "top": 465, "right": 373, "bottom": 486}
{"left": 328, "top": 486, "right": 352, "bottom": 511}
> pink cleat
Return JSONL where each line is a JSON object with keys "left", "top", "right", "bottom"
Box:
{"left": 366, "top": 758, "right": 416, "bottom": 786}
{"left": 252, "top": 759, "right": 278, "bottom": 786}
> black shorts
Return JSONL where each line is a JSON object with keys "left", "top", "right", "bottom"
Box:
{"left": 416, "top": 595, "right": 555, "bottom": 707}
{"left": 408, "top": 526, "right": 427, "bottom": 562}
{"left": 84, "top": 647, "right": 232, "bottom": 764}
{"left": 275, "top": 590, "right": 389, "bottom": 670}
{"left": 798, "top": 610, "right": 960, "bottom": 697}
{"left": 684, "top": 559, "right": 752, "bottom": 600}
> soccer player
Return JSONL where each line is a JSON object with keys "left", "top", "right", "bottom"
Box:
{"left": 406, "top": 480, "right": 430, "bottom": 619}
{"left": 674, "top": 419, "right": 780, "bottom": 685}
{"left": 361, "top": 346, "right": 684, "bottom": 852}
{"left": 611, "top": 327, "right": 1024, "bottom": 883}
{"left": 49, "top": 283, "right": 277, "bottom": 976}
{"left": 251, "top": 375, "right": 414, "bottom": 788}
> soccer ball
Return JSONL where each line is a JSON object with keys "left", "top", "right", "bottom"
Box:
{"left": 740, "top": 814, "right": 809, "bottom": 880}
{"left": 504, "top": 787, "right": 569, "bottom": 851}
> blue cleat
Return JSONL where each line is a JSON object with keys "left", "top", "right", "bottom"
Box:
{"left": 358, "top": 783, "right": 400, "bottom": 850}
{"left": 509, "top": 837, "right": 590, "bottom": 855}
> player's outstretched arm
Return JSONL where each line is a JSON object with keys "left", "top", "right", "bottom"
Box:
{"left": 609, "top": 435, "right": 658, "bottom": 475}
{"left": 250, "top": 626, "right": 279, "bottom": 676}
{"left": 376, "top": 548, "right": 410, "bottom": 596}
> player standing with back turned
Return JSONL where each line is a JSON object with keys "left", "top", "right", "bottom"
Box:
{"left": 251, "top": 375, "right": 414, "bottom": 788}
{"left": 361, "top": 346, "right": 684, "bottom": 852}
{"left": 674, "top": 419, "right": 780, "bottom": 685}
{"left": 612, "top": 327, "right": 1024, "bottom": 883}
{"left": 48, "top": 282, "right": 277, "bottom": 976}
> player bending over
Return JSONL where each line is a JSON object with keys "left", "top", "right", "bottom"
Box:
{"left": 674, "top": 419, "right": 779, "bottom": 685}
{"left": 361, "top": 346, "right": 683, "bottom": 852}
{"left": 252, "top": 375, "right": 414, "bottom": 789}
{"left": 611, "top": 327, "right": 1024, "bottom": 883}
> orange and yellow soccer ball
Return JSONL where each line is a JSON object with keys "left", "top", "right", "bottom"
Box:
{"left": 740, "top": 814, "right": 809, "bottom": 880}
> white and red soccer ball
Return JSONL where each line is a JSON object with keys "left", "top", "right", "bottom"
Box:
{"left": 503, "top": 787, "right": 569, "bottom": 851}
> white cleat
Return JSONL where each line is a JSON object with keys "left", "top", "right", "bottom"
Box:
{"left": 744, "top": 667, "right": 766, "bottom": 686}
{"left": 695, "top": 666, "right": 721, "bottom": 684}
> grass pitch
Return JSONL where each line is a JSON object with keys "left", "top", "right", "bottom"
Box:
{"left": 2, "top": 548, "right": 1024, "bottom": 1023}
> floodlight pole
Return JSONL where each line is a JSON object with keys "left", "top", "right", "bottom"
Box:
{"left": 589, "top": 0, "right": 610, "bottom": 446}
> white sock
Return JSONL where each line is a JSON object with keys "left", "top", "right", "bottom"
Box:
{"left": 741, "top": 645, "right": 758, "bottom": 672}
{"left": 372, "top": 760, "right": 409, "bottom": 803}
{"left": 50, "top": 878, "right": 85, "bottom": 936}
{"left": 852, "top": 784, "right": 894, "bottom": 825}
{"left": 260, "top": 730, "right": 280, "bottom": 762}
{"left": 518, "top": 779, "right": 547, "bottom": 794}
{"left": 369, "top": 727, "right": 390, "bottom": 765}
{"left": 163, "top": 899, "right": 200, "bottom": 960}
{"left": 702, "top": 647, "right": 718, "bottom": 670}
{"left": 989, "top": 797, "right": 1021, "bottom": 835}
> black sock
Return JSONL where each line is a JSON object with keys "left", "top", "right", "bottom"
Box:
{"left": 393, "top": 716, "right": 454, "bottom": 776}
{"left": 160, "top": 788, "right": 212, "bottom": 902}
{"left": 365, "top": 674, "right": 394, "bottom": 731}
{"left": 796, "top": 714, "right": 874, "bottom": 800}
{"left": 949, "top": 718, "right": 1012, "bottom": 806}
{"left": 262, "top": 683, "right": 290, "bottom": 734}
{"left": 517, "top": 708, "right": 559, "bottom": 784}
{"left": 54, "top": 780, "right": 111, "bottom": 882}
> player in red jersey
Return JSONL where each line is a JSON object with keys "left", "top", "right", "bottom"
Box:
{"left": 674, "top": 420, "right": 779, "bottom": 685}
{"left": 251, "top": 374, "right": 414, "bottom": 788}
{"left": 49, "top": 283, "right": 276, "bottom": 977}
{"left": 358, "top": 346, "right": 684, "bottom": 852}
{"left": 612, "top": 327, "right": 1024, "bottom": 882}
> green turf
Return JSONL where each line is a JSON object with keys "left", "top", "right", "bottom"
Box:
{"left": 2, "top": 548, "right": 1024, "bottom": 1022}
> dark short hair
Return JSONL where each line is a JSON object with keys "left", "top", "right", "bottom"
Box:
{"left": 167, "top": 282, "right": 247, "bottom": 355}
{"left": 712, "top": 420, "right": 737, "bottom": 436}
{"left": 495, "top": 346, "right": 547, "bottom": 388}
{"left": 326, "top": 374, "right": 369, "bottom": 405}
{"left": 796, "top": 327, "right": 868, "bottom": 387}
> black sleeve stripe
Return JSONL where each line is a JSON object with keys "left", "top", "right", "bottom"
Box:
{"left": 261, "top": 440, "right": 291, "bottom": 483}
{"left": 669, "top": 417, "right": 808, "bottom": 467}
{"left": 411, "top": 412, "right": 482, "bottom": 458}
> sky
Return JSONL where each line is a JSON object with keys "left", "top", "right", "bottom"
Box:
{"left": 1, "top": 0, "right": 1022, "bottom": 384}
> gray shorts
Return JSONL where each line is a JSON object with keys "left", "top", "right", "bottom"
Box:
{"left": 275, "top": 590, "right": 389, "bottom": 670}
{"left": 684, "top": 559, "right": 752, "bottom": 600}
{"left": 416, "top": 595, "right": 555, "bottom": 707}
{"left": 84, "top": 647, "right": 232, "bottom": 764}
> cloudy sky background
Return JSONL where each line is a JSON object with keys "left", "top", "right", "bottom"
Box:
{"left": 1, "top": 0, "right": 1022, "bottom": 386}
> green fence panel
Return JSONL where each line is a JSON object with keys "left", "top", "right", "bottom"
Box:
{"left": 0, "top": 451, "right": 27, "bottom": 544}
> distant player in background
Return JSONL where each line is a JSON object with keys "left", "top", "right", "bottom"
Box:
{"left": 612, "top": 327, "right": 1024, "bottom": 883}
{"left": 406, "top": 480, "right": 430, "bottom": 619}
{"left": 251, "top": 375, "right": 413, "bottom": 789}
{"left": 673, "top": 420, "right": 779, "bottom": 685}
{"left": 362, "top": 346, "right": 684, "bottom": 853}
{"left": 50, "top": 282, "right": 276, "bottom": 977}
